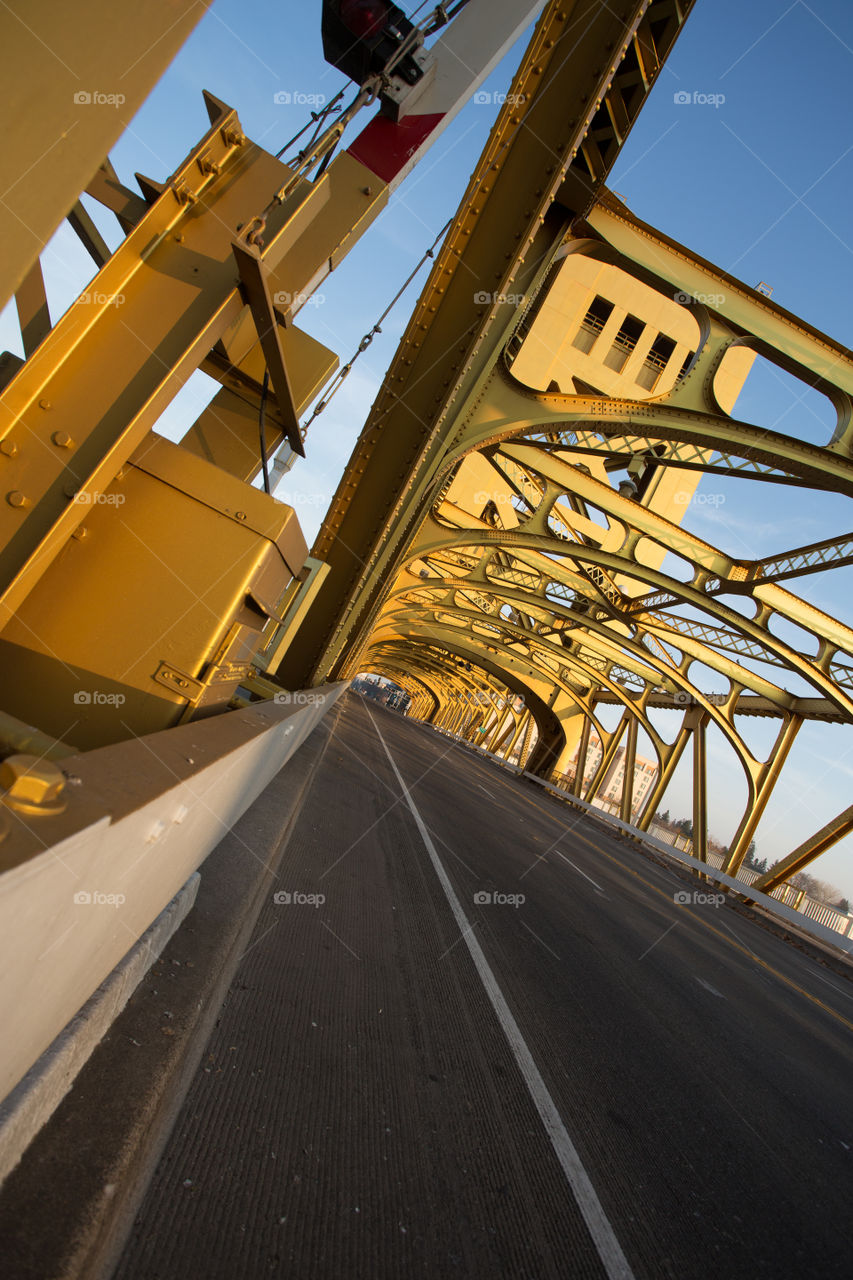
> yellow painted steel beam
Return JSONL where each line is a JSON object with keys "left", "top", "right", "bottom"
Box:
{"left": 280, "top": 0, "right": 697, "bottom": 689}
{"left": 722, "top": 714, "right": 804, "bottom": 876}
{"left": 0, "top": 0, "right": 206, "bottom": 310}
{"left": 454, "top": 365, "right": 853, "bottom": 497}
{"left": 750, "top": 804, "right": 853, "bottom": 892}
{"left": 587, "top": 192, "right": 853, "bottom": 409}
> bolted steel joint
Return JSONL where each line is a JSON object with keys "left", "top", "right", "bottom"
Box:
{"left": 0, "top": 753, "right": 67, "bottom": 815}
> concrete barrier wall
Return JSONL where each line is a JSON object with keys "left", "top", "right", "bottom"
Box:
{"left": 0, "top": 686, "right": 347, "bottom": 1107}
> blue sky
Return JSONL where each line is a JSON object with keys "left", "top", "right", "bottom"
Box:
{"left": 3, "top": 0, "right": 853, "bottom": 897}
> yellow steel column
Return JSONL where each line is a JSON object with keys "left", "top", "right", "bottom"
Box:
{"left": 449, "top": 696, "right": 466, "bottom": 736}
{"left": 584, "top": 711, "right": 629, "bottom": 804}
{"left": 636, "top": 716, "right": 693, "bottom": 832}
{"left": 620, "top": 714, "right": 639, "bottom": 825}
{"left": 723, "top": 714, "right": 803, "bottom": 876}
{"left": 499, "top": 711, "right": 525, "bottom": 763}
{"left": 573, "top": 716, "right": 593, "bottom": 798}
{"left": 487, "top": 705, "right": 514, "bottom": 755}
{"left": 691, "top": 710, "right": 709, "bottom": 863}
{"left": 518, "top": 713, "right": 537, "bottom": 771}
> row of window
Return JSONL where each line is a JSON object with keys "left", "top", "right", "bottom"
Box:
{"left": 572, "top": 294, "right": 692, "bottom": 390}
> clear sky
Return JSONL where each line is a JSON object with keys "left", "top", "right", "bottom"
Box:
{"left": 3, "top": 0, "right": 853, "bottom": 898}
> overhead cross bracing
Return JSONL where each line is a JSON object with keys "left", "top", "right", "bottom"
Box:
{"left": 278, "top": 4, "right": 853, "bottom": 891}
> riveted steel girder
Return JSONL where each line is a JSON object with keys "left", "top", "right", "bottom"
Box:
{"left": 279, "top": 0, "right": 698, "bottom": 689}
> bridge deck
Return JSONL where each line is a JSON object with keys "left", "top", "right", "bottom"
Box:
{"left": 106, "top": 695, "right": 853, "bottom": 1279}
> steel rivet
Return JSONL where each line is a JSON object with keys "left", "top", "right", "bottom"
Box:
{"left": 0, "top": 753, "right": 66, "bottom": 814}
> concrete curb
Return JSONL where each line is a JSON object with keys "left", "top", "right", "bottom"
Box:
{"left": 0, "top": 872, "right": 200, "bottom": 1187}
{"left": 0, "top": 705, "right": 341, "bottom": 1280}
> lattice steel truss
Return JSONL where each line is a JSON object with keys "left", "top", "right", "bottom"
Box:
{"left": 341, "top": 195, "right": 853, "bottom": 890}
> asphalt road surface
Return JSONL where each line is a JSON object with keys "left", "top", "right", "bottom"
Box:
{"left": 115, "top": 693, "right": 853, "bottom": 1279}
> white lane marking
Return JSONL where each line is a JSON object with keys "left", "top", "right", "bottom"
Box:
{"left": 367, "top": 707, "right": 635, "bottom": 1280}
{"left": 786, "top": 964, "right": 853, "bottom": 1005}
{"left": 695, "top": 978, "right": 725, "bottom": 999}
{"left": 557, "top": 852, "right": 607, "bottom": 895}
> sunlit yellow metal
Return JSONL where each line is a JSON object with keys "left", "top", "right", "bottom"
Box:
{"left": 0, "top": 70, "right": 400, "bottom": 748}
{"left": 0, "top": 434, "right": 309, "bottom": 748}
{"left": 2, "top": 0, "right": 850, "bottom": 895}
{"left": 0, "top": 0, "right": 206, "bottom": 310}
{"left": 315, "top": 169, "right": 853, "bottom": 884}
{"left": 280, "top": 0, "right": 698, "bottom": 690}
{"left": 753, "top": 804, "right": 853, "bottom": 893}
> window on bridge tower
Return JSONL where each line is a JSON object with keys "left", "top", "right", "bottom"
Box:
{"left": 603, "top": 313, "right": 645, "bottom": 373}
{"left": 676, "top": 349, "right": 696, "bottom": 381}
{"left": 636, "top": 332, "right": 677, "bottom": 391}
{"left": 572, "top": 294, "right": 614, "bottom": 354}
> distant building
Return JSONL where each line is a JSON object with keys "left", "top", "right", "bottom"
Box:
{"left": 562, "top": 740, "right": 658, "bottom": 822}
{"left": 351, "top": 675, "right": 411, "bottom": 714}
